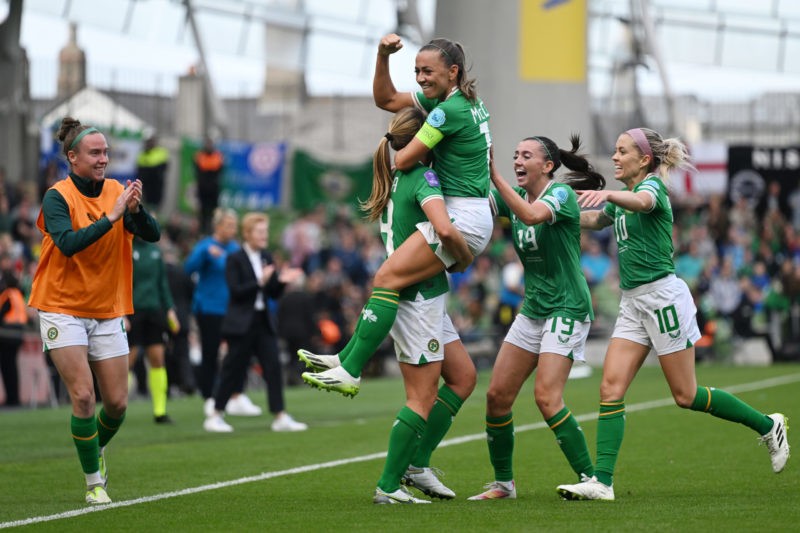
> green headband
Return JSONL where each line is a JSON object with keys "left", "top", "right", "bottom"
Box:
{"left": 68, "top": 127, "right": 100, "bottom": 150}
{"left": 532, "top": 136, "right": 552, "bottom": 161}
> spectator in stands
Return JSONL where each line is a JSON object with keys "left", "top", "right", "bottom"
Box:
{"left": 193, "top": 136, "right": 224, "bottom": 234}
{"left": 557, "top": 127, "right": 789, "bottom": 502}
{"left": 0, "top": 268, "right": 27, "bottom": 406}
{"left": 674, "top": 240, "right": 705, "bottom": 291}
{"left": 580, "top": 236, "right": 612, "bottom": 287}
{"left": 136, "top": 135, "right": 169, "bottom": 210}
{"left": 28, "top": 117, "right": 160, "bottom": 504}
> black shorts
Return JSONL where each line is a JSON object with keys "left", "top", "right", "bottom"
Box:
{"left": 128, "top": 309, "right": 168, "bottom": 347}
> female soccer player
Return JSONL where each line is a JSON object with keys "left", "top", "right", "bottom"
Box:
{"left": 304, "top": 107, "right": 476, "bottom": 503}
{"left": 468, "top": 135, "right": 605, "bottom": 500}
{"left": 300, "top": 32, "right": 491, "bottom": 397}
{"left": 28, "top": 117, "right": 160, "bottom": 504}
{"left": 556, "top": 127, "right": 790, "bottom": 501}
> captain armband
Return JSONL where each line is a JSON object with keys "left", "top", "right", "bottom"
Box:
{"left": 415, "top": 122, "right": 444, "bottom": 149}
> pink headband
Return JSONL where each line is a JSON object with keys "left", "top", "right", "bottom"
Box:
{"left": 626, "top": 128, "right": 653, "bottom": 163}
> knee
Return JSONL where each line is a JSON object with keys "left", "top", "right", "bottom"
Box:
{"left": 673, "top": 389, "right": 696, "bottom": 409}
{"left": 485, "top": 387, "right": 512, "bottom": 415}
{"left": 102, "top": 395, "right": 128, "bottom": 418}
{"left": 533, "top": 387, "right": 559, "bottom": 415}
{"left": 70, "top": 387, "right": 96, "bottom": 416}
{"left": 445, "top": 369, "right": 477, "bottom": 400}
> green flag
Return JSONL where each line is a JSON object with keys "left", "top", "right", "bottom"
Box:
{"left": 291, "top": 149, "right": 373, "bottom": 212}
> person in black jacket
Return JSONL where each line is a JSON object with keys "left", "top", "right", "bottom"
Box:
{"left": 203, "top": 212, "right": 307, "bottom": 433}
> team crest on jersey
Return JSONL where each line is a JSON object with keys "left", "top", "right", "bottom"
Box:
{"left": 362, "top": 309, "right": 378, "bottom": 323}
{"left": 47, "top": 327, "right": 58, "bottom": 340}
{"left": 428, "top": 108, "right": 446, "bottom": 128}
{"left": 427, "top": 339, "right": 440, "bottom": 352}
{"left": 423, "top": 170, "right": 440, "bottom": 187}
{"left": 558, "top": 335, "right": 570, "bottom": 344}
{"left": 668, "top": 330, "right": 681, "bottom": 339}
{"left": 553, "top": 187, "right": 568, "bottom": 205}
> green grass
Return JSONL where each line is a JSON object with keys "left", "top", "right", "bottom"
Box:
{"left": 1, "top": 363, "right": 799, "bottom": 531}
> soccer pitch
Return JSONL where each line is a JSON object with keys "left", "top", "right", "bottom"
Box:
{"left": 1, "top": 364, "right": 798, "bottom": 531}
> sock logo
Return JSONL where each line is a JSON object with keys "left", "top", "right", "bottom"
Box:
{"left": 362, "top": 309, "right": 378, "bottom": 323}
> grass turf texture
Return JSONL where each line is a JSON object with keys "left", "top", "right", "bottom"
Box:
{"left": 1, "top": 363, "right": 798, "bottom": 531}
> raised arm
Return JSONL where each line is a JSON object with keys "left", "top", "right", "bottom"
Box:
{"left": 373, "top": 33, "right": 415, "bottom": 112}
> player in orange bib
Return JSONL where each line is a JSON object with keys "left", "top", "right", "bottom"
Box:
{"left": 28, "top": 116, "right": 161, "bottom": 505}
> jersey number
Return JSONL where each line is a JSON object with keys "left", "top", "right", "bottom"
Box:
{"left": 481, "top": 121, "right": 492, "bottom": 169}
{"left": 614, "top": 214, "right": 629, "bottom": 242}
{"left": 380, "top": 199, "right": 395, "bottom": 254}
{"left": 516, "top": 227, "right": 539, "bottom": 251}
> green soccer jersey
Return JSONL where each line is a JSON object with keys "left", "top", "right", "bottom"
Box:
{"left": 380, "top": 163, "right": 450, "bottom": 301}
{"left": 490, "top": 182, "right": 593, "bottom": 321}
{"left": 413, "top": 89, "right": 491, "bottom": 198}
{"left": 603, "top": 174, "right": 675, "bottom": 290}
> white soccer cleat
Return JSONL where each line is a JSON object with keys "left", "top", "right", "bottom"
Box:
{"left": 302, "top": 366, "right": 360, "bottom": 398}
{"left": 467, "top": 480, "right": 517, "bottom": 500}
{"left": 271, "top": 412, "right": 308, "bottom": 432}
{"left": 760, "top": 413, "right": 790, "bottom": 473}
{"left": 297, "top": 349, "right": 341, "bottom": 372}
{"left": 373, "top": 486, "right": 431, "bottom": 504}
{"left": 203, "top": 413, "right": 234, "bottom": 433}
{"left": 85, "top": 486, "right": 111, "bottom": 505}
{"left": 402, "top": 466, "right": 455, "bottom": 499}
{"left": 226, "top": 394, "right": 262, "bottom": 417}
{"left": 557, "top": 475, "right": 614, "bottom": 501}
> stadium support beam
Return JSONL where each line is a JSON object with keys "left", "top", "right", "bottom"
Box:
{"left": 182, "top": 0, "right": 228, "bottom": 138}
{"left": 0, "top": 0, "right": 36, "bottom": 186}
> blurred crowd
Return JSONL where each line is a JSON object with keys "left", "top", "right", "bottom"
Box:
{"left": 1, "top": 165, "right": 799, "bottom": 406}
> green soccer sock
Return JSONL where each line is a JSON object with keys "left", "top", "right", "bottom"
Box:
{"left": 341, "top": 288, "right": 399, "bottom": 378}
{"left": 72, "top": 415, "right": 100, "bottom": 474}
{"left": 149, "top": 367, "right": 168, "bottom": 417}
{"left": 97, "top": 408, "right": 125, "bottom": 448}
{"left": 377, "top": 406, "right": 427, "bottom": 493}
{"left": 486, "top": 412, "right": 515, "bottom": 482}
{"left": 690, "top": 386, "right": 774, "bottom": 435}
{"left": 337, "top": 317, "right": 364, "bottom": 364}
{"left": 412, "top": 385, "right": 464, "bottom": 468}
{"left": 595, "top": 399, "right": 625, "bottom": 487}
{"left": 546, "top": 406, "right": 594, "bottom": 481}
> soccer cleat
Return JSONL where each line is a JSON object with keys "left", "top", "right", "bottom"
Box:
{"left": 467, "top": 480, "right": 516, "bottom": 500}
{"left": 760, "top": 413, "right": 790, "bottom": 473}
{"left": 401, "top": 466, "right": 455, "bottom": 499}
{"left": 154, "top": 415, "right": 175, "bottom": 424}
{"left": 302, "top": 366, "right": 360, "bottom": 398}
{"left": 203, "top": 413, "right": 234, "bottom": 433}
{"left": 226, "top": 394, "right": 262, "bottom": 417}
{"left": 85, "top": 486, "right": 111, "bottom": 505}
{"left": 557, "top": 475, "right": 614, "bottom": 501}
{"left": 98, "top": 447, "right": 108, "bottom": 489}
{"left": 271, "top": 413, "right": 308, "bottom": 432}
{"left": 373, "top": 485, "right": 431, "bottom": 504}
{"left": 297, "top": 349, "right": 341, "bottom": 372}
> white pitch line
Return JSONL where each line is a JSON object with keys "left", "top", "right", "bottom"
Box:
{"left": 3, "top": 372, "right": 798, "bottom": 529}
